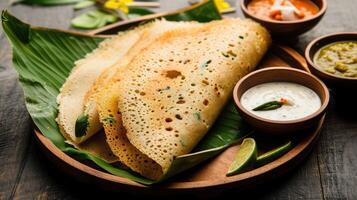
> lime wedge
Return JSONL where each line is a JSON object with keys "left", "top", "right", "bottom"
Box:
{"left": 256, "top": 141, "right": 292, "bottom": 167}
{"left": 226, "top": 138, "right": 257, "bottom": 176}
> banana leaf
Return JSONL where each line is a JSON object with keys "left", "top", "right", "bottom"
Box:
{"left": 1, "top": 0, "right": 249, "bottom": 185}
{"left": 128, "top": 7, "right": 155, "bottom": 19}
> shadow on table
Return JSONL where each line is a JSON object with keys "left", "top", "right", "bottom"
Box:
{"left": 329, "top": 88, "right": 357, "bottom": 120}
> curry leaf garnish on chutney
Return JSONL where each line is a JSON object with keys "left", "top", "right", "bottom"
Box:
{"left": 252, "top": 98, "right": 291, "bottom": 111}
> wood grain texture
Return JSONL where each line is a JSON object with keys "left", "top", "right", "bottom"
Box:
{"left": 291, "top": 1, "right": 357, "bottom": 199}
{"left": 316, "top": 96, "right": 357, "bottom": 200}
{"left": 0, "top": 0, "right": 356, "bottom": 199}
{"left": 0, "top": 1, "right": 33, "bottom": 200}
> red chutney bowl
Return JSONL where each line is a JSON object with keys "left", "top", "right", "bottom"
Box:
{"left": 233, "top": 67, "right": 329, "bottom": 136}
{"left": 240, "top": 0, "right": 327, "bottom": 37}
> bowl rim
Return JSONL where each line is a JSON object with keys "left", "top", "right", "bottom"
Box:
{"left": 240, "top": 0, "right": 327, "bottom": 25}
{"left": 233, "top": 67, "right": 329, "bottom": 125}
{"left": 305, "top": 32, "right": 357, "bottom": 81}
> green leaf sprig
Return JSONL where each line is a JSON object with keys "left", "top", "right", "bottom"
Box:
{"left": 75, "top": 113, "right": 89, "bottom": 137}
{"left": 253, "top": 98, "right": 292, "bottom": 111}
{"left": 253, "top": 101, "right": 283, "bottom": 111}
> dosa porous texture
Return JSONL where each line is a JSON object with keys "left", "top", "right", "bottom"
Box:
{"left": 97, "top": 82, "right": 164, "bottom": 179}
{"left": 56, "top": 20, "right": 202, "bottom": 164}
{"left": 94, "top": 21, "right": 203, "bottom": 180}
{"left": 96, "top": 18, "right": 271, "bottom": 180}
{"left": 83, "top": 20, "right": 201, "bottom": 143}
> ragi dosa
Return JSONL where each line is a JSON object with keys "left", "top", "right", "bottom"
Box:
{"left": 96, "top": 18, "right": 271, "bottom": 179}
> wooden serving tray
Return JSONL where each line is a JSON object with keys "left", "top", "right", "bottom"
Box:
{"left": 34, "top": 44, "right": 325, "bottom": 195}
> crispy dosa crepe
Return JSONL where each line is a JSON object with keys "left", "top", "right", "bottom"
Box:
{"left": 94, "top": 21, "right": 203, "bottom": 179}
{"left": 97, "top": 18, "right": 271, "bottom": 179}
{"left": 82, "top": 20, "right": 202, "bottom": 148}
{"left": 56, "top": 24, "right": 150, "bottom": 144}
{"left": 97, "top": 82, "right": 163, "bottom": 179}
{"left": 56, "top": 24, "right": 154, "bottom": 163}
{"left": 57, "top": 20, "right": 201, "bottom": 163}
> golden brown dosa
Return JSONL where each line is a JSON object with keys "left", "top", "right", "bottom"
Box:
{"left": 97, "top": 18, "right": 271, "bottom": 179}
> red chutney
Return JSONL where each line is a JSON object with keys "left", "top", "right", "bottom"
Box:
{"left": 247, "top": 0, "right": 319, "bottom": 21}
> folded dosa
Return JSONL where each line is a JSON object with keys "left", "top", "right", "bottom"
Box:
{"left": 56, "top": 20, "right": 201, "bottom": 163}
{"left": 97, "top": 18, "right": 271, "bottom": 179}
{"left": 82, "top": 20, "right": 202, "bottom": 143}
{"left": 56, "top": 25, "right": 148, "bottom": 144}
{"left": 56, "top": 23, "right": 154, "bottom": 163}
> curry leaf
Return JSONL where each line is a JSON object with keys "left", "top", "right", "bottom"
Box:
{"left": 253, "top": 101, "right": 283, "bottom": 111}
{"left": 75, "top": 113, "right": 89, "bottom": 137}
{"left": 128, "top": 7, "right": 155, "bottom": 19}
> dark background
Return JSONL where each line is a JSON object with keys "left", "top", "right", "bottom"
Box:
{"left": 1, "top": 0, "right": 356, "bottom": 199}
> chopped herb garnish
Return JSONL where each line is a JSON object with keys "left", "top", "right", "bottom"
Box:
{"left": 103, "top": 116, "right": 116, "bottom": 124}
{"left": 227, "top": 50, "right": 237, "bottom": 57}
{"left": 179, "top": 139, "right": 187, "bottom": 147}
{"left": 157, "top": 86, "right": 171, "bottom": 92}
{"left": 239, "top": 35, "right": 244, "bottom": 39}
{"left": 75, "top": 114, "right": 89, "bottom": 137}
{"left": 194, "top": 112, "right": 201, "bottom": 121}
{"left": 201, "top": 59, "right": 212, "bottom": 68}
{"left": 221, "top": 52, "right": 229, "bottom": 58}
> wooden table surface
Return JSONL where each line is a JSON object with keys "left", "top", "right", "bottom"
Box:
{"left": 1, "top": 0, "right": 356, "bottom": 199}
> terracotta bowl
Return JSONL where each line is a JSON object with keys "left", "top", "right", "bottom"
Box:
{"left": 305, "top": 32, "right": 357, "bottom": 89}
{"left": 233, "top": 67, "right": 329, "bottom": 136}
{"left": 240, "top": 0, "right": 327, "bottom": 37}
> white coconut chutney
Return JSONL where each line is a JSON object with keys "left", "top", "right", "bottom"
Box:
{"left": 241, "top": 82, "right": 321, "bottom": 121}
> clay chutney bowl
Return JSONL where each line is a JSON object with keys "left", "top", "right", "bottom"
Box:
{"left": 240, "top": 0, "right": 327, "bottom": 37}
{"left": 305, "top": 32, "right": 357, "bottom": 89}
{"left": 233, "top": 67, "right": 329, "bottom": 136}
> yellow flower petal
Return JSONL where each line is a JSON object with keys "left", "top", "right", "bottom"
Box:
{"left": 214, "top": 0, "right": 231, "bottom": 12}
{"left": 104, "top": 1, "right": 120, "bottom": 9}
{"left": 104, "top": 0, "right": 130, "bottom": 14}
{"left": 122, "top": 0, "right": 133, "bottom": 3}
{"left": 118, "top": 4, "right": 129, "bottom": 14}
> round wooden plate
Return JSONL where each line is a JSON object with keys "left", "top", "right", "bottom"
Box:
{"left": 34, "top": 45, "right": 324, "bottom": 195}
